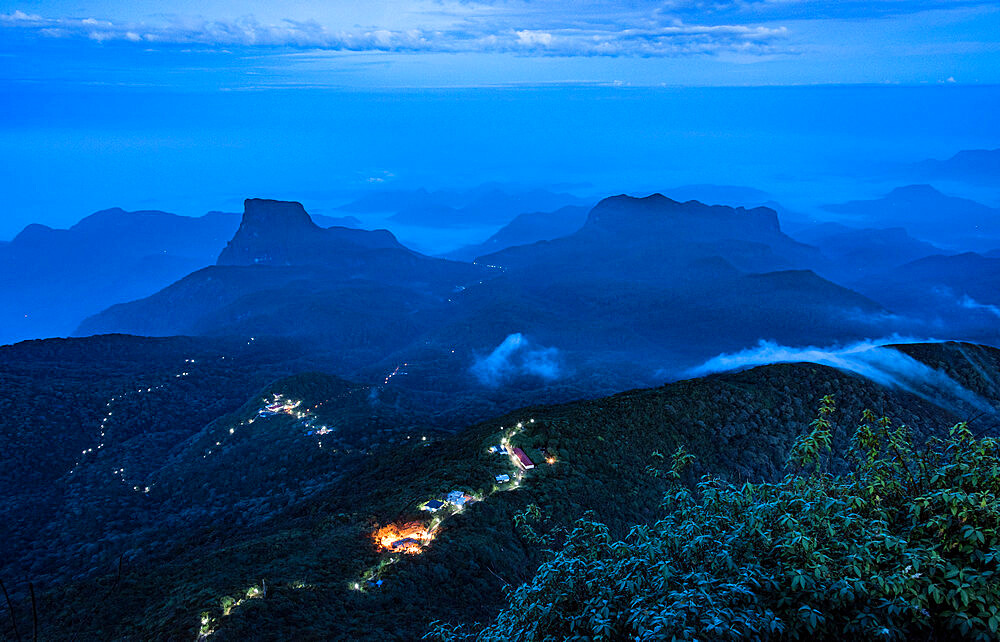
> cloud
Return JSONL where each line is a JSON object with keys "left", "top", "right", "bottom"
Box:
{"left": 960, "top": 295, "right": 1000, "bottom": 319}
{"left": 458, "top": 0, "right": 996, "bottom": 24}
{"left": 471, "top": 333, "right": 562, "bottom": 386}
{"left": 0, "top": 8, "right": 790, "bottom": 58}
{"left": 687, "top": 338, "right": 995, "bottom": 414}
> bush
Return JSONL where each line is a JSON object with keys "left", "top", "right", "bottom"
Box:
{"left": 433, "top": 397, "right": 1000, "bottom": 640}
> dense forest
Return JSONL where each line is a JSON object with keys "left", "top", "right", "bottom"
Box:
{"left": 3, "top": 341, "right": 998, "bottom": 639}
{"left": 441, "top": 400, "right": 1000, "bottom": 640}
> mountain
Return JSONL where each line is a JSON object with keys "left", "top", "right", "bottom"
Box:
{"left": 434, "top": 194, "right": 887, "bottom": 369}
{"left": 388, "top": 187, "right": 588, "bottom": 228}
{"left": 0, "top": 207, "right": 240, "bottom": 345}
{"left": 661, "top": 183, "right": 771, "bottom": 207}
{"left": 912, "top": 148, "right": 1000, "bottom": 185}
{"left": 822, "top": 184, "right": 1000, "bottom": 251}
{"left": 480, "top": 193, "right": 824, "bottom": 276}
{"left": 78, "top": 199, "right": 488, "bottom": 369}
{"left": 9, "top": 340, "right": 999, "bottom": 640}
{"left": 791, "top": 222, "right": 950, "bottom": 279}
{"left": 848, "top": 252, "right": 1000, "bottom": 346}
{"left": 216, "top": 198, "right": 403, "bottom": 266}
{"left": 444, "top": 205, "right": 589, "bottom": 261}
{"left": 81, "top": 193, "right": 897, "bottom": 380}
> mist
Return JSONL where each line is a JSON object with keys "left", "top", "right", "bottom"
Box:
{"left": 471, "top": 333, "right": 562, "bottom": 387}
{"left": 5, "top": 84, "right": 1000, "bottom": 243}
{"left": 688, "top": 338, "right": 995, "bottom": 415}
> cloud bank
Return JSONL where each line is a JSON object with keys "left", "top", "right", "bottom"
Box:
{"left": 0, "top": 8, "right": 788, "bottom": 58}
{"left": 688, "top": 338, "right": 994, "bottom": 415}
{"left": 472, "top": 333, "right": 561, "bottom": 386}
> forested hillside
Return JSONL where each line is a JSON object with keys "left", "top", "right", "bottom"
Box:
{"left": 5, "top": 342, "right": 997, "bottom": 640}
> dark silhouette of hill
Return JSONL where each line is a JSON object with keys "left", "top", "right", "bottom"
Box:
{"left": 80, "top": 193, "right": 899, "bottom": 377}
{"left": 217, "top": 198, "right": 404, "bottom": 266}
{"left": 336, "top": 185, "right": 588, "bottom": 228}
{"left": 823, "top": 184, "right": 1000, "bottom": 251}
{"left": 458, "top": 194, "right": 880, "bottom": 358}
{"left": 0, "top": 207, "right": 240, "bottom": 345}
{"left": 444, "top": 205, "right": 589, "bottom": 261}
{"left": 78, "top": 199, "right": 487, "bottom": 368}
{"left": 848, "top": 252, "right": 1000, "bottom": 347}
{"left": 479, "top": 193, "right": 824, "bottom": 276}
{"left": 912, "top": 148, "right": 1000, "bottom": 185}
{"left": 791, "top": 222, "right": 950, "bottom": 279}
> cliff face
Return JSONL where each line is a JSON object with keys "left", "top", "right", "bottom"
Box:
{"left": 217, "top": 198, "right": 403, "bottom": 266}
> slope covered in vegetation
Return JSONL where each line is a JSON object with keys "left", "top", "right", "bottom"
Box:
{"left": 7, "top": 342, "right": 998, "bottom": 640}
{"left": 451, "top": 400, "right": 1000, "bottom": 640}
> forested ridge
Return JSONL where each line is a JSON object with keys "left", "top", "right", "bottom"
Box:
{"left": 3, "top": 341, "right": 998, "bottom": 640}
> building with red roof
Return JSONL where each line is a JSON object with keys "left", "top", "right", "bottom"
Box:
{"left": 511, "top": 446, "right": 535, "bottom": 470}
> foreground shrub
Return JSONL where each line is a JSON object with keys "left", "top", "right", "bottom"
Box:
{"left": 431, "top": 397, "right": 1000, "bottom": 640}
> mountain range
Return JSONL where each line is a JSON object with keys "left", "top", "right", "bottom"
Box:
{"left": 444, "top": 205, "right": 589, "bottom": 261}
{"left": 77, "top": 194, "right": 908, "bottom": 383}
{"left": 337, "top": 185, "right": 591, "bottom": 228}
{"left": 911, "top": 148, "right": 1000, "bottom": 186}
{"left": 0, "top": 206, "right": 362, "bottom": 346}
{"left": 822, "top": 184, "right": 1000, "bottom": 251}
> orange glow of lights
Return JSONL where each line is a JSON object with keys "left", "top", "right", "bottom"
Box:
{"left": 546, "top": 456, "right": 556, "bottom": 465}
{"left": 374, "top": 522, "right": 434, "bottom": 554}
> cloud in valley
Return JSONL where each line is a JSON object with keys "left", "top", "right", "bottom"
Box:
{"left": 960, "top": 295, "right": 1000, "bottom": 319}
{"left": 471, "top": 333, "right": 561, "bottom": 386}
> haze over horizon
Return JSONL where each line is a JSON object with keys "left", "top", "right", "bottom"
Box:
{"left": 2, "top": 0, "right": 1000, "bottom": 238}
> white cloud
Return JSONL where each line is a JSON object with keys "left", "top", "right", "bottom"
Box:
{"left": 960, "top": 295, "right": 1000, "bottom": 319}
{"left": 471, "top": 333, "right": 562, "bottom": 386}
{"left": 0, "top": 9, "right": 791, "bottom": 58}
{"left": 687, "top": 338, "right": 994, "bottom": 413}
{"left": 515, "top": 30, "right": 553, "bottom": 47}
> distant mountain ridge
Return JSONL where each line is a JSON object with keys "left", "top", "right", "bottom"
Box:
{"left": 444, "top": 205, "right": 589, "bottom": 261}
{"left": 912, "top": 148, "right": 1000, "bottom": 185}
{"left": 73, "top": 190, "right": 1000, "bottom": 386}
{"left": 0, "top": 207, "right": 242, "bottom": 345}
{"left": 337, "top": 185, "right": 589, "bottom": 228}
{"left": 479, "top": 193, "right": 821, "bottom": 276}
{"left": 823, "top": 184, "right": 1000, "bottom": 251}
{"left": 791, "top": 222, "right": 950, "bottom": 280}
{"left": 77, "top": 198, "right": 487, "bottom": 369}
{"left": 78, "top": 192, "right": 902, "bottom": 376}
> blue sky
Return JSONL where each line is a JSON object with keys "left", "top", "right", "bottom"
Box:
{"left": 1, "top": 1, "right": 999, "bottom": 238}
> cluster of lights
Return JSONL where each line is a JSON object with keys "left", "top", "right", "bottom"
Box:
{"left": 197, "top": 582, "right": 266, "bottom": 639}
{"left": 69, "top": 358, "right": 201, "bottom": 494}
{"left": 356, "top": 418, "right": 539, "bottom": 592}
{"left": 257, "top": 393, "right": 304, "bottom": 418}
{"left": 373, "top": 521, "right": 436, "bottom": 555}
{"left": 203, "top": 384, "right": 379, "bottom": 461}
{"left": 382, "top": 363, "right": 407, "bottom": 385}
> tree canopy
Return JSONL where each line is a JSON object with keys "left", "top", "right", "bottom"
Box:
{"left": 432, "top": 397, "right": 1000, "bottom": 641}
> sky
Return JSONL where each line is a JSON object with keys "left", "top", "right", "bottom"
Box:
{"left": 1, "top": 0, "right": 999, "bottom": 237}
